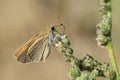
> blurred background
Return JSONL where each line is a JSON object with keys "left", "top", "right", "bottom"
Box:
{"left": 0, "top": 0, "right": 120, "bottom": 80}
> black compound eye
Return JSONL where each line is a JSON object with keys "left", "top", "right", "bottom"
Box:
{"left": 51, "top": 26, "right": 55, "bottom": 31}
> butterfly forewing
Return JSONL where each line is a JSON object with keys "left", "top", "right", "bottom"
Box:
{"left": 14, "top": 31, "right": 49, "bottom": 63}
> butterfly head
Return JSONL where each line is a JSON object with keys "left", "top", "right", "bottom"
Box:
{"left": 50, "top": 23, "right": 65, "bottom": 35}
{"left": 51, "top": 26, "right": 56, "bottom": 31}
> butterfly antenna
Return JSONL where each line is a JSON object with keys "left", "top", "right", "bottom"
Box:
{"left": 55, "top": 23, "right": 65, "bottom": 34}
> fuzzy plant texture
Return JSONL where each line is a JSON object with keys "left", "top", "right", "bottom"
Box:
{"left": 55, "top": 35, "right": 116, "bottom": 80}
{"left": 96, "top": 0, "right": 120, "bottom": 79}
{"left": 55, "top": 0, "right": 120, "bottom": 80}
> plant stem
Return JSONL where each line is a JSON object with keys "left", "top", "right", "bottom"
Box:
{"left": 106, "top": 41, "right": 119, "bottom": 78}
{"left": 97, "top": 0, "right": 120, "bottom": 79}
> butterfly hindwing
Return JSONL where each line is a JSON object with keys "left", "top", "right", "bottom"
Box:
{"left": 27, "top": 36, "right": 50, "bottom": 62}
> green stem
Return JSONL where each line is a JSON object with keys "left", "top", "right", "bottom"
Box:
{"left": 106, "top": 41, "right": 119, "bottom": 78}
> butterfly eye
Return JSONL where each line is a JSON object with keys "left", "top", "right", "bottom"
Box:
{"left": 51, "top": 26, "right": 55, "bottom": 31}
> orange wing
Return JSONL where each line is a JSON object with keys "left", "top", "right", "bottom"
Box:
{"left": 14, "top": 31, "right": 48, "bottom": 63}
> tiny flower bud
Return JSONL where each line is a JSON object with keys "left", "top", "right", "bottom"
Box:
{"left": 76, "top": 73, "right": 88, "bottom": 80}
{"left": 62, "top": 37, "right": 70, "bottom": 46}
{"left": 68, "top": 67, "right": 81, "bottom": 79}
{"left": 66, "top": 48, "right": 73, "bottom": 56}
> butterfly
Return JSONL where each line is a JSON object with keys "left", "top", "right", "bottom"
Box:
{"left": 14, "top": 24, "right": 65, "bottom": 63}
